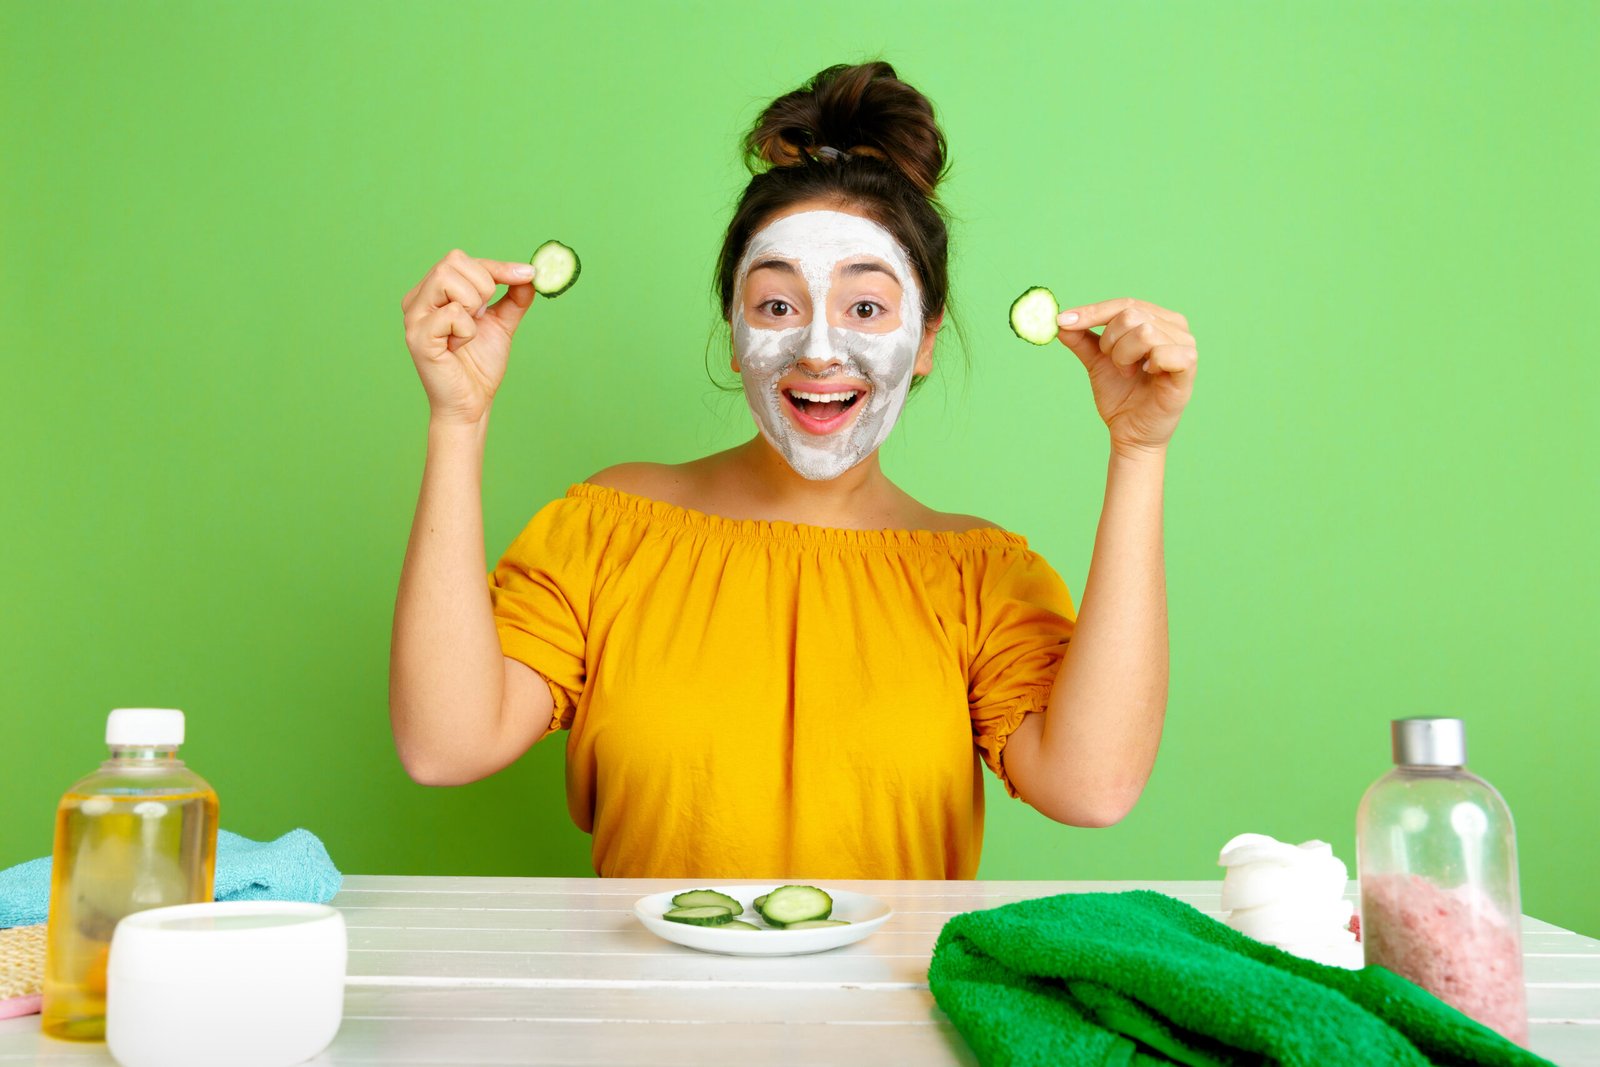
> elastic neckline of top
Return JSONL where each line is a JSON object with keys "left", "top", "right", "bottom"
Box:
{"left": 565, "top": 482, "right": 1032, "bottom": 552}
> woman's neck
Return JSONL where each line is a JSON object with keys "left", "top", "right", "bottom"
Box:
{"left": 707, "top": 435, "right": 910, "bottom": 528}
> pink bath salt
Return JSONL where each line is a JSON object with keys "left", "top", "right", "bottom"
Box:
{"left": 1361, "top": 872, "right": 1527, "bottom": 1044}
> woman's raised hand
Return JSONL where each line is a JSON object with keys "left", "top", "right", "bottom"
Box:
{"left": 1055, "top": 298, "right": 1198, "bottom": 459}
{"left": 401, "top": 250, "right": 538, "bottom": 425}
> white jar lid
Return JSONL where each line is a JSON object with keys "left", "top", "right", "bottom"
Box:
{"left": 109, "top": 901, "right": 343, "bottom": 980}
{"left": 106, "top": 708, "right": 185, "bottom": 747}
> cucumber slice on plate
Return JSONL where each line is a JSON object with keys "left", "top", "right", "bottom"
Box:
{"left": 783, "top": 919, "right": 850, "bottom": 930}
{"left": 529, "top": 240, "right": 580, "bottom": 297}
{"left": 671, "top": 889, "right": 742, "bottom": 915}
{"left": 662, "top": 905, "right": 736, "bottom": 926}
{"left": 1009, "top": 286, "right": 1060, "bottom": 345}
{"left": 722, "top": 920, "right": 761, "bottom": 931}
{"left": 757, "top": 886, "right": 833, "bottom": 927}
{"left": 752, "top": 894, "right": 769, "bottom": 912}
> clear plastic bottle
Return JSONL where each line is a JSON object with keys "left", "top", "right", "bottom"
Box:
{"left": 41, "top": 708, "right": 219, "bottom": 1041}
{"left": 1356, "top": 717, "right": 1526, "bottom": 1043}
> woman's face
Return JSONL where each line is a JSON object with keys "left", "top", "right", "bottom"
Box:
{"left": 731, "top": 203, "right": 934, "bottom": 481}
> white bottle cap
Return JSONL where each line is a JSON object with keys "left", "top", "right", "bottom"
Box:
{"left": 106, "top": 708, "right": 186, "bottom": 747}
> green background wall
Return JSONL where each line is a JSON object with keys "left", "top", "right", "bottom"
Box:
{"left": 3, "top": 2, "right": 1596, "bottom": 937}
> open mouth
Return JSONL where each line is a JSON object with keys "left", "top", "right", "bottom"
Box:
{"left": 783, "top": 387, "right": 866, "bottom": 434}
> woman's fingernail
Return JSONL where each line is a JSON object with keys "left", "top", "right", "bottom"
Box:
{"left": 512, "top": 264, "right": 535, "bottom": 279}
{"left": 1058, "top": 311, "right": 1079, "bottom": 325}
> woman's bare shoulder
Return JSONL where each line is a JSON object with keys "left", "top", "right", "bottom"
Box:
{"left": 583, "top": 461, "right": 705, "bottom": 506}
{"left": 897, "top": 494, "right": 1004, "bottom": 534}
{"left": 923, "top": 509, "right": 1004, "bottom": 534}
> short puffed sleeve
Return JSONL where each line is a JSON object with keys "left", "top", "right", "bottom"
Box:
{"left": 486, "top": 496, "right": 618, "bottom": 737}
{"left": 967, "top": 547, "right": 1077, "bottom": 797}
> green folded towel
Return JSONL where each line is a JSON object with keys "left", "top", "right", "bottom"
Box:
{"left": 927, "top": 890, "right": 1551, "bottom": 1067}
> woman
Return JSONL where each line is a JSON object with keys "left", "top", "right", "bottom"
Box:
{"left": 389, "top": 62, "right": 1198, "bottom": 879}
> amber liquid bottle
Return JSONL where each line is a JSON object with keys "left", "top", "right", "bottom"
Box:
{"left": 41, "top": 709, "right": 218, "bottom": 1041}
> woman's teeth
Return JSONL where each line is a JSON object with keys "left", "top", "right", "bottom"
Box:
{"left": 785, "top": 388, "right": 862, "bottom": 422}
{"left": 789, "top": 389, "right": 858, "bottom": 403}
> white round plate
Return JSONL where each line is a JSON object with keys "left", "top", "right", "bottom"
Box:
{"left": 634, "top": 885, "right": 893, "bottom": 956}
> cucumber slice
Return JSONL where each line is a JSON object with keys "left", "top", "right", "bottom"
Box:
{"left": 752, "top": 894, "right": 769, "bottom": 912}
{"left": 1009, "top": 286, "right": 1059, "bottom": 345}
{"left": 757, "top": 886, "right": 832, "bottom": 927}
{"left": 782, "top": 919, "right": 850, "bottom": 929}
{"left": 662, "top": 905, "right": 736, "bottom": 926}
{"left": 671, "top": 889, "right": 742, "bottom": 915}
{"left": 722, "top": 920, "right": 761, "bottom": 931}
{"left": 529, "top": 240, "right": 580, "bottom": 297}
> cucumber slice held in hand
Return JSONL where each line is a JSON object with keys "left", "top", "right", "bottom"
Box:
{"left": 1009, "top": 286, "right": 1060, "bottom": 345}
{"left": 529, "top": 239, "right": 580, "bottom": 297}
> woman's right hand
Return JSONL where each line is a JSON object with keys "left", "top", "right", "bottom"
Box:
{"left": 401, "top": 250, "right": 538, "bottom": 425}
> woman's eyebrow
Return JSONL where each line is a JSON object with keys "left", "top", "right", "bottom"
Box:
{"left": 841, "top": 261, "right": 900, "bottom": 283}
{"left": 747, "top": 257, "right": 798, "bottom": 276}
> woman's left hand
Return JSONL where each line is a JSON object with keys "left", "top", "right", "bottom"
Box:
{"left": 1055, "top": 297, "right": 1197, "bottom": 458}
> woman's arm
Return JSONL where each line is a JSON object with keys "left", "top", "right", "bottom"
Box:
{"left": 1000, "top": 296, "right": 1197, "bottom": 826}
{"left": 389, "top": 418, "right": 555, "bottom": 786}
{"left": 1002, "top": 447, "right": 1167, "bottom": 825}
{"left": 389, "top": 250, "right": 554, "bottom": 785}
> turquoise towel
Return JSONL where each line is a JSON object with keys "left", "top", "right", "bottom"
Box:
{"left": 928, "top": 889, "right": 1551, "bottom": 1067}
{"left": 0, "top": 828, "right": 342, "bottom": 928}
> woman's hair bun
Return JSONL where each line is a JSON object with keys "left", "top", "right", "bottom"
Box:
{"left": 746, "top": 61, "right": 947, "bottom": 198}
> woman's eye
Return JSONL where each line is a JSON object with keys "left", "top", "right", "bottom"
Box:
{"left": 853, "top": 301, "right": 880, "bottom": 319}
{"left": 763, "top": 300, "right": 792, "bottom": 316}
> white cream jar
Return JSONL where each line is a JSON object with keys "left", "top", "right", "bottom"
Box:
{"left": 106, "top": 901, "right": 346, "bottom": 1067}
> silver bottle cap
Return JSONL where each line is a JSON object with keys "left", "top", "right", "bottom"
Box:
{"left": 1391, "top": 717, "right": 1467, "bottom": 767}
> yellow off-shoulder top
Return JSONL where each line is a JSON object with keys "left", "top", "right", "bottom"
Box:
{"left": 488, "top": 483, "right": 1076, "bottom": 879}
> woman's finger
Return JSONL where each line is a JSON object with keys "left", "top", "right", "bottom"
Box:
{"left": 1098, "top": 309, "right": 1177, "bottom": 361}
{"left": 405, "top": 251, "right": 474, "bottom": 315}
{"left": 484, "top": 281, "right": 537, "bottom": 333}
{"left": 1107, "top": 320, "right": 1168, "bottom": 367}
{"left": 410, "top": 252, "right": 535, "bottom": 317}
{"left": 451, "top": 253, "right": 504, "bottom": 307}
{"left": 448, "top": 255, "right": 517, "bottom": 320}
{"left": 1141, "top": 343, "right": 1198, "bottom": 378}
{"left": 445, "top": 300, "right": 478, "bottom": 350}
{"left": 452, "top": 254, "right": 539, "bottom": 309}
{"left": 412, "top": 301, "right": 477, "bottom": 358}
{"left": 1058, "top": 296, "right": 1188, "bottom": 333}
{"left": 405, "top": 268, "right": 484, "bottom": 323}
{"left": 1056, "top": 326, "right": 1104, "bottom": 369}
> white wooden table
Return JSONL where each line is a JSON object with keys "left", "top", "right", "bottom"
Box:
{"left": 2, "top": 877, "right": 1596, "bottom": 1065}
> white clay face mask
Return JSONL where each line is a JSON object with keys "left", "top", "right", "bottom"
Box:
{"left": 731, "top": 210, "right": 924, "bottom": 481}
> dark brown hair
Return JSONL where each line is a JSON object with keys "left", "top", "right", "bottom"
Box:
{"left": 715, "top": 61, "right": 952, "bottom": 335}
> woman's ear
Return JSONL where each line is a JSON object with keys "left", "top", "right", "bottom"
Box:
{"left": 913, "top": 312, "right": 944, "bottom": 376}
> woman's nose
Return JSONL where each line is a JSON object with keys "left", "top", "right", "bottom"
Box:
{"left": 794, "top": 323, "right": 840, "bottom": 372}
